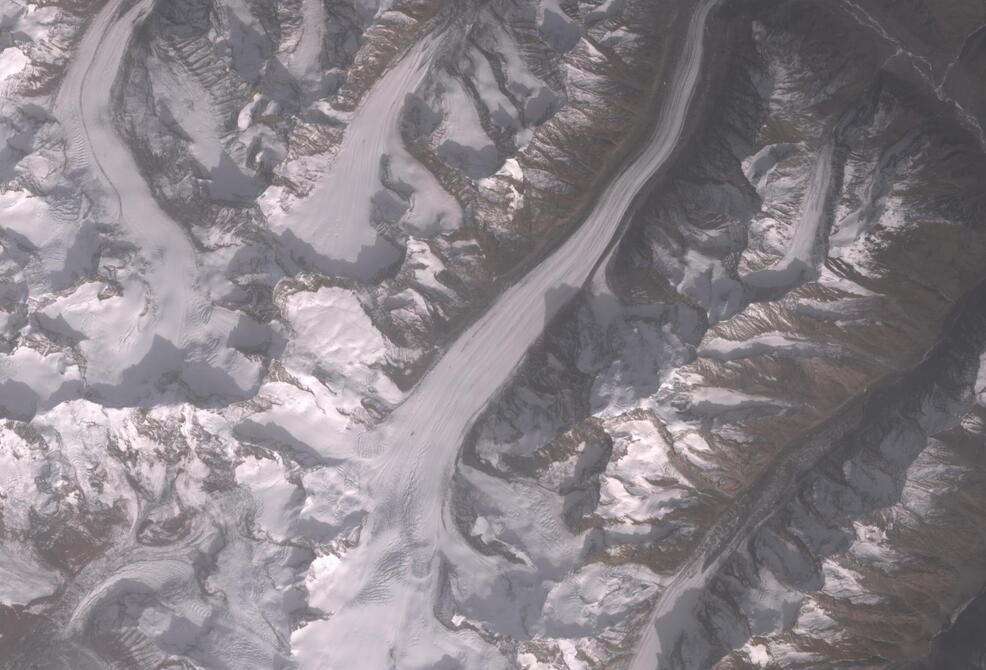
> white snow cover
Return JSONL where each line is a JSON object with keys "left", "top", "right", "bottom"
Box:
{"left": 287, "top": 1, "right": 724, "bottom": 666}
{"left": 37, "top": 0, "right": 262, "bottom": 405}
{"left": 0, "top": 546, "right": 58, "bottom": 606}
{"left": 542, "top": 563, "right": 660, "bottom": 636}
{"left": 433, "top": 72, "right": 499, "bottom": 179}
{"left": 235, "top": 456, "right": 300, "bottom": 543}
{"left": 261, "top": 34, "right": 461, "bottom": 278}
{"left": 597, "top": 415, "right": 690, "bottom": 523}
{"left": 0, "top": 45, "right": 27, "bottom": 83}
{"left": 281, "top": 286, "right": 398, "bottom": 402}
{"left": 0, "top": 0, "right": 881, "bottom": 666}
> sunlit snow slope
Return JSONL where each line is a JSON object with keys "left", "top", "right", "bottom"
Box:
{"left": 4, "top": 0, "right": 986, "bottom": 668}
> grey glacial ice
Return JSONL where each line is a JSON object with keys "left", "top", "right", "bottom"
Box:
{"left": 3, "top": 0, "right": 986, "bottom": 669}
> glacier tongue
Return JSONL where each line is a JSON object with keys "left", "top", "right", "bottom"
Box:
{"left": 4, "top": 0, "right": 986, "bottom": 668}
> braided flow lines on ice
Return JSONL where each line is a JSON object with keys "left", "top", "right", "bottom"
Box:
{"left": 291, "top": 1, "right": 722, "bottom": 666}
{"left": 49, "top": 0, "right": 260, "bottom": 405}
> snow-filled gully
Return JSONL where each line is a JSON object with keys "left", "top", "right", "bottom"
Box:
{"left": 297, "top": 1, "right": 725, "bottom": 666}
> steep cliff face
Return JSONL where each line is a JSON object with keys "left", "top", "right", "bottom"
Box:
{"left": 1, "top": 0, "right": 985, "bottom": 667}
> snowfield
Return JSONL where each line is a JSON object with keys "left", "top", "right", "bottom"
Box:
{"left": 261, "top": 31, "right": 461, "bottom": 279}
{"left": 290, "top": 0, "right": 723, "bottom": 666}
{"left": 48, "top": 0, "right": 260, "bottom": 402}
{"left": 4, "top": 0, "right": 986, "bottom": 668}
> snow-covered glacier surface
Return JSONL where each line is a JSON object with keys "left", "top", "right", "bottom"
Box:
{"left": 3, "top": 0, "right": 986, "bottom": 668}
